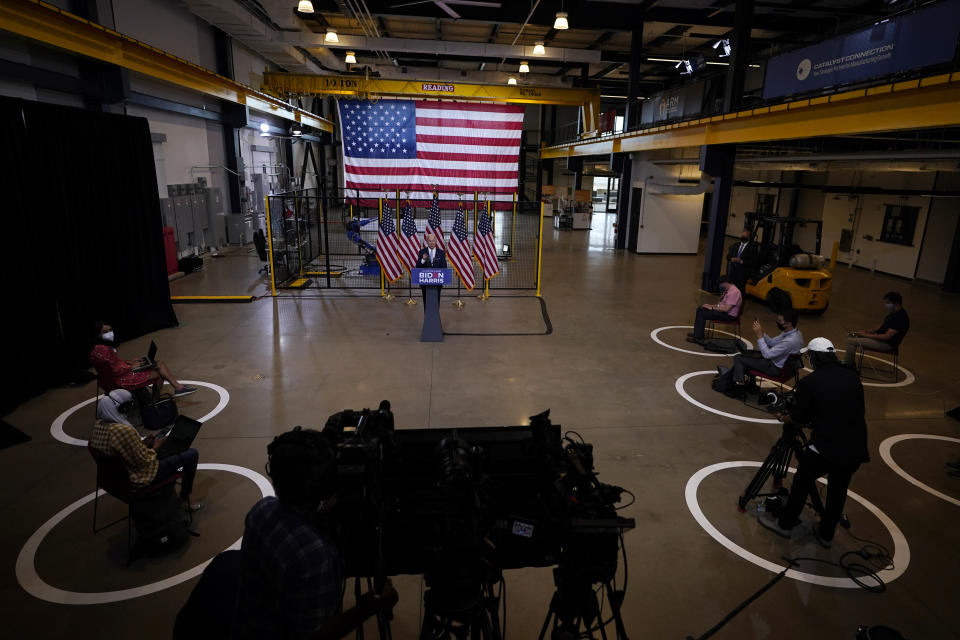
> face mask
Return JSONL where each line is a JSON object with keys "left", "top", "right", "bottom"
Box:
{"left": 884, "top": 303, "right": 894, "bottom": 312}
{"left": 102, "top": 331, "right": 115, "bottom": 342}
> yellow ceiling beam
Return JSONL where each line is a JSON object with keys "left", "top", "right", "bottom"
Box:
{"left": 542, "top": 72, "right": 960, "bottom": 158}
{"left": 263, "top": 73, "right": 601, "bottom": 107}
{"left": 263, "top": 73, "right": 602, "bottom": 137}
{"left": 0, "top": 0, "right": 333, "bottom": 132}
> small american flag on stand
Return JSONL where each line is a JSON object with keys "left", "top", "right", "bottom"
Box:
{"left": 474, "top": 201, "right": 500, "bottom": 280}
{"left": 447, "top": 201, "right": 476, "bottom": 291}
{"left": 376, "top": 197, "right": 403, "bottom": 282}
{"left": 398, "top": 199, "right": 421, "bottom": 272}
{"left": 424, "top": 190, "right": 445, "bottom": 251}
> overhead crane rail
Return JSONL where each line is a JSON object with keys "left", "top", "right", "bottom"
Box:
{"left": 541, "top": 72, "right": 960, "bottom": 158}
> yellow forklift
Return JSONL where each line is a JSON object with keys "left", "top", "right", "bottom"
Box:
{"left": 744, "top": 214, "right": 838, "bottom": 313}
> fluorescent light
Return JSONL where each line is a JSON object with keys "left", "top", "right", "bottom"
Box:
{"left": 648, "top": 57, "right": 681, "bottom": 63}
{"left": 601, "top": 94, "right": 628, "bottom": 99}
{"left": 705, "top": 61, "right": 729, "bottom": 66}
{"left": 259, "top": 122, "right": 269, "bottom": 133}
{"left": 519, "top": 61, "right": 529, "bottom": 73}
{"left": 507, "top": 76, "right": 517, "bottom": 85}
{"left": 325, "top": 29, "right": 338, "bottom": 43}
{"left": 713, "top": 38, "right": 731, "bottom": 57}
{"left": 344, "top": 51, "right": 356, "bottom": 64}
{"left": 297, "top": 0, "right": 314, "bottom": 13}
{"left": 533, "top": 41, "right": 545, "bottom": 55}
{"left": 749, "top": 64, "right": 761, "bottom": 68}
{"left": 553, "top": 11, "right": 569, "bottom": 30}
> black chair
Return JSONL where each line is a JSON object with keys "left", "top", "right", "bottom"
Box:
{"left": 88, "top": 445, "right": 183, "bottom": 564}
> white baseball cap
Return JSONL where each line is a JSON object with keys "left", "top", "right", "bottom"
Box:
{"left": 800, "top": 337, "right": 835, "bottom": 353}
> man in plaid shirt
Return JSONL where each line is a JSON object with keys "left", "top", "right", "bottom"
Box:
{"left": 233, "top": 428, "right": 397, "bottom": 639}
{"left": 91, "top": 391, "right": 202, "bottom": 510}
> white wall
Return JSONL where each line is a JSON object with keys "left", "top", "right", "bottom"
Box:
{"left": 636, "top": 193, "right": 705, "bottom": 253}
{"left": 632, "top": 154, "right": 707, "bottom": 254}
{"left": 915, "top": 198, "right": 960, "bottom": 283}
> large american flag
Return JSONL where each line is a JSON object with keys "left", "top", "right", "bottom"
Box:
{"left": 447, "top": 202, "right": 476, "bottom": 291}
{"left": 474, "top": 201, "right": 500, "bottom": 280}
{"left": 398, "top": 200, "right": 421, "bottom": 271}
{"left": 338, "top": 99, "right": 524, "bottom": 209}
{"left": 424, "top": 191, "right": 445, "bottom": 251}
{"left": 376, "top": 197, "right": 403, "bottom": 283}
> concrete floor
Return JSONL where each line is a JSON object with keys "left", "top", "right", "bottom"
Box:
{"left": 3, "top": 213, "right": 960, "bottom": 639}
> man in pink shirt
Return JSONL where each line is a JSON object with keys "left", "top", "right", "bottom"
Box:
{"left": 688, "top": 276, "right": 742, "bottom": 343}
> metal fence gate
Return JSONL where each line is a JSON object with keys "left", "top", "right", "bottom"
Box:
{"left": 265, "top": 188, "right": 543, "bottom": 296}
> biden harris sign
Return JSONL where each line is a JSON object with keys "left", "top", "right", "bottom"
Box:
{"left": 763, "top": 0, "right": 960, "bottom": 100}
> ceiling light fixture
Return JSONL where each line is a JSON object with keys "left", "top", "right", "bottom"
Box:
{"left": 325, "top": 28, "right": 338, "bottom": 43}
{"left": 648, "top": 57, "right": 681, "bottom": 63}
{"left": 507, "top": 76, "right": 517, "bottom": 85}
{"left": 533, "top": 41, "right": 545, "bottom": 55}
{"left": 291, "top": 122, "right": 303, "bottom": 136}
{"left": 297, "top": 0, "right": 314, "bottom": 14}
{"left": 554, "top": 11, "right": 569, "bottom": 30}
{"left": 344, "top": 51, "right": 356, "bottom": 64}
{"left": 259, "top": 122, "right": 270, "bottom": 133}
{"left": 713, "top": 38, "right": 731, "bottom": 57}
{"left": 519, "top": 61, "right": 530, "bottom": 73}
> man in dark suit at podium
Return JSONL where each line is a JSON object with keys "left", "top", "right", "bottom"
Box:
{"left": 726, "top": 228, "right": 759, "bottom": 293}
{"left": 418, "top": 234, "right": 447, "bottom": 309}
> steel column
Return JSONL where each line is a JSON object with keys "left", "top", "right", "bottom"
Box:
{"left": 700, "top": 144, "right": 737, "bottom": 292}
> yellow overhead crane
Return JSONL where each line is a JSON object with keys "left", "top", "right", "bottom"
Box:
{"left": 262, "top": 72, "right": 603, "bottom": 137}
{"left": 541, "top": 71, "right": 960, "bottom": 158}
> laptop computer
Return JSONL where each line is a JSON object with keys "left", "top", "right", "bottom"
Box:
{"left": 156, "top": 415, "right": 203, "bottom": 458}
{"left": 132, "top": 341, "right": 158, "bottom": 372}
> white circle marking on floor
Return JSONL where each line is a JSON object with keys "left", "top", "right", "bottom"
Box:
{"left": 15, "top": 463, "right": 272, "bottom": 605}
{"left": 879, "top": 434, "right": 960, "bottom": 507}
{"left": 675, "top": 371, "right": 781, "bottom": 424}
{"left": 650, "top": 325, "right": 754, "bottom": 357}
{"left": 801, "top": 350, "right": 914, "bottom": 388}
{"left": 50, "top": 381, "right": 230, "bottom": 447}
{"left": 685, "top": 460, "right": 909, "bottom": 588}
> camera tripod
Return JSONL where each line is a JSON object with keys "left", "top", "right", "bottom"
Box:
{"left": 737, "top": 425, "right": 824, "bottom": 517}
{"left": 419, "top": 576, "right": 503, "bottom": 640}
{"left": 538, "top": 570, "right": 628, "bottom": 640}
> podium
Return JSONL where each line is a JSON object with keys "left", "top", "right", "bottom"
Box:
{"left": 412, "top": 268, "right": 452, "bottom": 342}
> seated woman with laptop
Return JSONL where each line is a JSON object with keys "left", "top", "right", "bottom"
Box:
{"left": 89, "top": 321, "right": 196, "bottom": 397}
{"left": 91, "top": 390, "right": 204, "bottom": 512}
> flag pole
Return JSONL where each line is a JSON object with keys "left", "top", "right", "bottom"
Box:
{"left": 380, "top": 196, "right": 394, "bottom": 300}
{"left": 453, "top": 190, "right": 465, "bottom": 308}
{"left": 404, "top": 190, "right": 417, "bottom": 306}
{"left": 478, "top": 193, "right": 489, "bottom": 301}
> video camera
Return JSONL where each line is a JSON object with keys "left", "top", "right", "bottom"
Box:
{"left": 320, "top": 402, "right": 635, "bottom": 637}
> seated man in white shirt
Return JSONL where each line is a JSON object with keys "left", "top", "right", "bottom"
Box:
{"left": 728, "top": 309, "right": 803, "bottom": 397}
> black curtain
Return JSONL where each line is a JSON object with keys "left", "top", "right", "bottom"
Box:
{"left": 0, "top": 97, "right": 178, "bottom": 415}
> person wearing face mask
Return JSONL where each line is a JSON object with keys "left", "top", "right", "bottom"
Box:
{"left": 725, "top": 309, "right": 803, "bottom": 397}
{"left": 758, "top": 338, "right": 868, "bottom": 548}
{"left": 844, "top": 292, "right": 910, "bottom": 368}
{"left": 90, "top": 390, "right": 204, "bottom": 511}
{"left": 688, "top": 276, "right": 743, "bottom": 343}
{"left": 89, "top": 321, "right": 196, "bottom": 397}
{"left": 726, "top": 228, "right": 759, "bottom": 293}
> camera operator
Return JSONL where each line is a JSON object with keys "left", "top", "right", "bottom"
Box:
{"left": 232, "top": 427, "right": 398, "bottom": 639}
{"left": 757, "top": 338, "right": 870, "bottom": 548}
